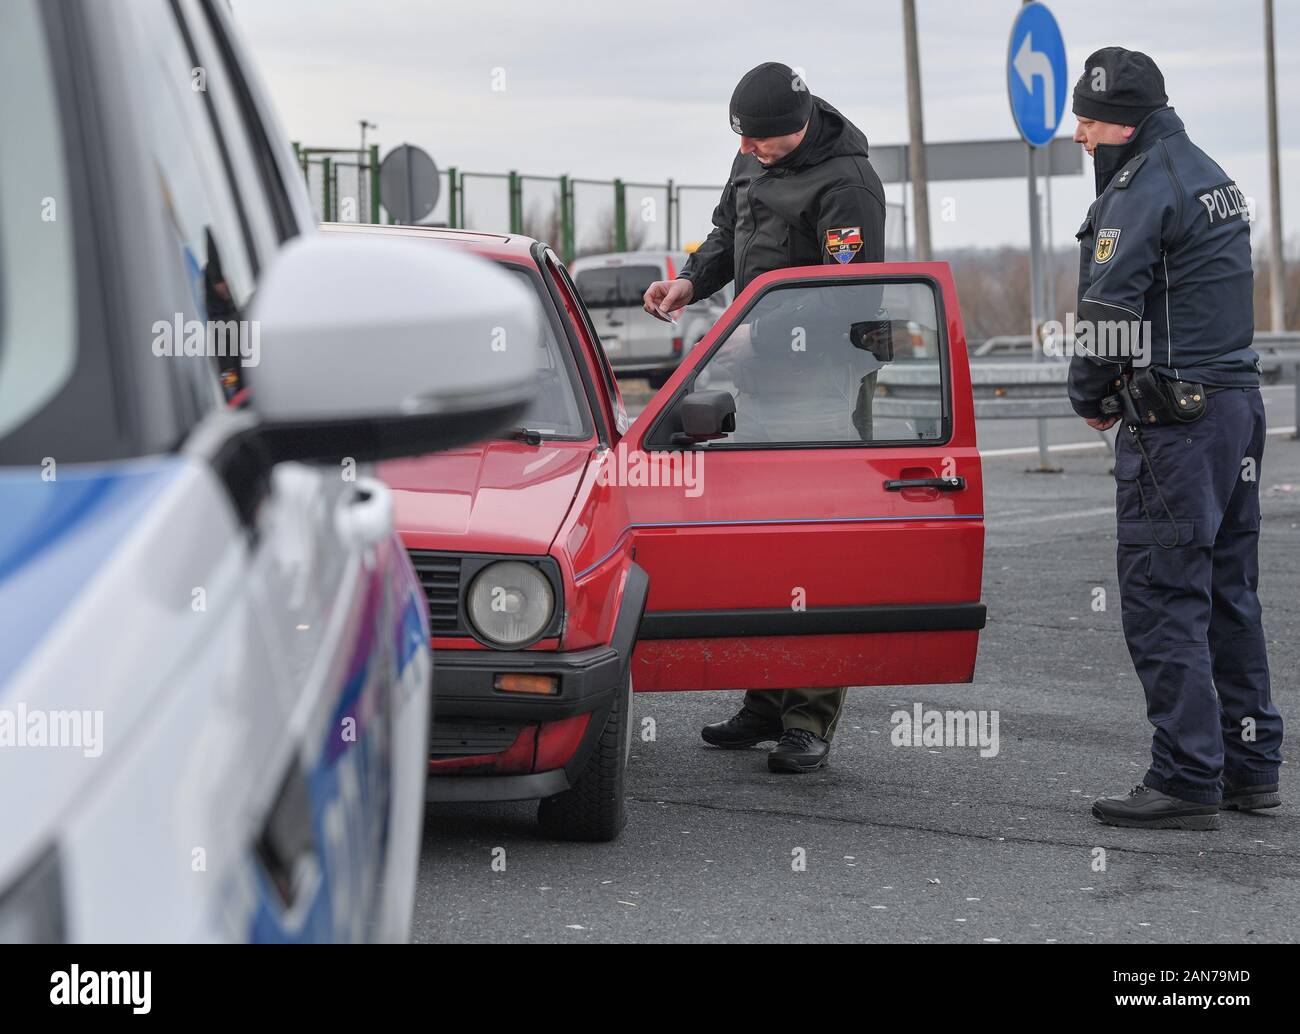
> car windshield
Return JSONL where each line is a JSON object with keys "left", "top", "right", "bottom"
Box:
{"left": 501, "top": 265, "right": 591, "bottom": 439}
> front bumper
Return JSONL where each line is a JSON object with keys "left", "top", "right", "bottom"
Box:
{"left": 431, "top": 640, "right": 625, "bottom": 722}
{"left": 426, "top": 563, "right": 648, "bottom": 802}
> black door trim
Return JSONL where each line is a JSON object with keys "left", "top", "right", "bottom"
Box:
{"left": 638, "top": 602, "right": 986, "bottom": 640}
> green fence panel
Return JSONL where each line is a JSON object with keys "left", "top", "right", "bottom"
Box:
{"left": 459, "top": 172, "right": 511, "bottom": 233}
{"left": 623, "top": 180, "right": 671, "bottom": 252}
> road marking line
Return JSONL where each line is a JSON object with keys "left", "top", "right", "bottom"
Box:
{"left": 992, "top": 506, "right": 1114, "bottom": 527}
{"left": 981, "top": 441, "right": 1108, "bottom": 458}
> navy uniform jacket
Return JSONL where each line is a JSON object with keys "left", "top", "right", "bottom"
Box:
{"left": 1069, "top": 107, "right": 1259, "bottom": 418}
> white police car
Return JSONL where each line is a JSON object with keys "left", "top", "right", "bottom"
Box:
{"left": 0, "top": 0, "right": 537, "bottom": 942}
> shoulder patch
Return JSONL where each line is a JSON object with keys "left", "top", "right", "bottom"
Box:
{"left": 1113, "top": 153, "right": 1147, "bottom": 190}
{"left": 1094, "top": 228, "right": 1121, "bottom": 264}
{"left": 825, "top": 226, "right": 862, "bottom": 264}
{"left": 1197, "top": 181, "right": 1251, "bottom": 226}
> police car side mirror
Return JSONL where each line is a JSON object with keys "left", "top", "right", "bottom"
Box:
{"left": 246, "top": 233, "right": 538, "bottom": 464}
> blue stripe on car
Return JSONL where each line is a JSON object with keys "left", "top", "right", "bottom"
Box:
{"left": 0, "top": 459, "right": 185, "bottom": 687}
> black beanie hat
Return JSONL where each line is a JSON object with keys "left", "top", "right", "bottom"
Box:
{"left": 729, "top": 62, "right": 813, "bottom": 137}
{"left": 1072, "top": 47, "right": 1168, "bottom": 125}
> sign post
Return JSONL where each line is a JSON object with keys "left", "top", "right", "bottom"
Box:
{"left": 1007, "top": 1, "right": 1067, "bottom": 471}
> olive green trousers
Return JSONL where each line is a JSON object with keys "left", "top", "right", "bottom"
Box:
{"left": 743, "top": 687, "right": 848, "bottom": 741}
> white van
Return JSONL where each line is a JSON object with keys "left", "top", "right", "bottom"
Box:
{"left": 570, "top": 252, "right": 731, "bottom": 388}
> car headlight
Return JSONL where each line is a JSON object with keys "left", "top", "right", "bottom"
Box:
{"left": 0, "top": 847, "right": 65, "bottom": 944}
{"left": 466, "top": 560, "right": 555, "bottom": 648}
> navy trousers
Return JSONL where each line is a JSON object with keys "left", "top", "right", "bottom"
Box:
{"left": 1114, "top": 386, "right": 1283, "bottom": 804}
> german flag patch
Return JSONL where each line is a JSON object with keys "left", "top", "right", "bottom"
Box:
{"left": 825, "top": 226, "right": 863, "bottom": 264}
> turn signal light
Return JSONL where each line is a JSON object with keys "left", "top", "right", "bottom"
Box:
{"left": 494, "top": 673, "right": 559, "bottom": 696}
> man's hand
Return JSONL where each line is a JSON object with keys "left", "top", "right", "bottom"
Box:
{"left": 644, "top": 278, "right": 694, "bottom": 319}
{"left": 1084, "top": 415, "right": 1118, "bottom": 431}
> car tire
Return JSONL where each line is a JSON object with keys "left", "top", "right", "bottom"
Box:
{"left": 536, "top": 670, "right": 632, "bottom": 842}
{"left": 646, "top": 371, "right": 670, "bottom": 390}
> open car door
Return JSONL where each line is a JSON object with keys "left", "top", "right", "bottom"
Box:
{"left": 622, "top": 262, "right": 985, "bottom": 692}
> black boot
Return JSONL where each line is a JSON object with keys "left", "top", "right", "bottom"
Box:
{"left": 701, "top": 706, "right": 783, "bottom": 749}
{"left": 1221, "top": 780, "right": 1281, "bottom": 811}
{"left": 767, "top": 728, "right": 830, "bottom": 773}
{"left": 1091, "top": 784, "right": 1220, "bottom": 830}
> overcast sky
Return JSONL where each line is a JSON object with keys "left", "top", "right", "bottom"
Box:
{"left": 234, "top": 0, "right": 1298, "bottom": 255}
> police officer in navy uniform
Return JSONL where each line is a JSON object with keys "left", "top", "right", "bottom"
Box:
{"left": 642, "top": 62, "right": 887, "bottom": 773}
{"left": 1068, "top": 48, "right": 1284, "bottom": 829}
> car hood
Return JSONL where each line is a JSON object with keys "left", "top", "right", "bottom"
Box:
{"left": 379, "top": 440, "right": 592, "bottom": 556}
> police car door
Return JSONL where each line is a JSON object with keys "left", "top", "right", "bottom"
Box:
{"left": 624, "top": 264, "right": 985, "bottom": 691}
{"left": 167, "top": 0, "right": 415, "bottom": 940}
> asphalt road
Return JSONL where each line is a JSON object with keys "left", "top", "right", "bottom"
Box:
{"left": 413, "top": 384, "right": 1300, "bottom": 944}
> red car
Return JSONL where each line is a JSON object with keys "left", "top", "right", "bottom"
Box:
{"left": 322, "top": 223, "right": 986, "bottom": 841}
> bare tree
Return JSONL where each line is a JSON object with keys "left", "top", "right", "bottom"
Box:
{"left": 522, "top": 195, "right": 563, "bottom": 247}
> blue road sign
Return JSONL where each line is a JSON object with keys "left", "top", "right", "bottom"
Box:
{"left": 1007, "top": 3, "right": 1067, "bottom": 148}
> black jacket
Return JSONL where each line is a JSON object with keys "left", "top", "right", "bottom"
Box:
{"left": 677, "top": 96, "right": 887, "bottom": 302}
{"left": 1069, "top": 107, "right": 1258, "bottom": 418}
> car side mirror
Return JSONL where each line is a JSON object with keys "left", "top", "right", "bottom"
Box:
{"left": 246, "top": 233, "right": 538, "bottom": 464}
{"left": 671, "top": 389, "right": 736, "bottom": 447}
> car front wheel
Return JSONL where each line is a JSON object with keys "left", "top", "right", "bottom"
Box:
{"left": 536, "top": 671, "right": 632, "bottom": 842}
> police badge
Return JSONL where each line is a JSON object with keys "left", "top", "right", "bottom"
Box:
{"left": 1095, "top": 228, "right": 1121, "bottom": 264}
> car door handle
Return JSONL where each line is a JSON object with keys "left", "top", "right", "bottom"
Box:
{"left": 884, "top": 476, "right": 966, "bottom": 492}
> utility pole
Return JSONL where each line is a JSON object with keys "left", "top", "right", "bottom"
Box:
{"left": 902, "top": 0, "right": 932, "bottom": 260}
{"left": 360, "top": 119, "right": 377, "bottom": 155}
{"left": 1264, "top": 0, "right": 1286, "bottom": 330}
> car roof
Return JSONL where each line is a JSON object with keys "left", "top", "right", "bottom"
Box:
{"left": 320, "top": 222, "right": 541, "bottom": 264}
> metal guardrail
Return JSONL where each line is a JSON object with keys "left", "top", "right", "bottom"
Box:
{"left": 958, "top": 334, "right": 1300, "bottom": 430}
{"left": 874, "top": 337, "right": 1299, "bottom": 465}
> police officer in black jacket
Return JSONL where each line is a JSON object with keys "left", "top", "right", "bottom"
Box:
{"left": 1068, "top": 48, "right": 1284, "bottom": 829}
{"left": 643, "top": 62, "right": 886, "bottom": 773}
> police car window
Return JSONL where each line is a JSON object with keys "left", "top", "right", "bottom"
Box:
{"left": 0, "top": 0, "right": 78, "bottom": 441}
{"left": 184, "top": 0, "right": 299, "bottom": 250}
{"left": 692, "top": 279, "right": 947, "bottom": 446}
{"left": 121, "top": 0, "right": 258, "bottom": 405}
{"left": 502, "top": 267, "right": 591, "bottom": 439}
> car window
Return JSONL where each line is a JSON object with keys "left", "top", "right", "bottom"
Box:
{"left": 0, "top": 0, "right": 78, "bottom": 441}
{"left": 574, "top": 267, "right": 619, "bottom": 308}
{"left": 574, "top": 264, "right": 659, "bottom": 309}
{"left": 121, "top": 0, "right": 259, "bottom": 404}
{"left": 615, "top": 265, "right": 660, "bottom": 305}
{"left": 692, "top": 279, "right": 948, "bottom": 445}
{"left": 185, "top": 0, "right": 300, "bottom": 248}
{"left": 502, "top": 266, "right": 592, "bottom": 440}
